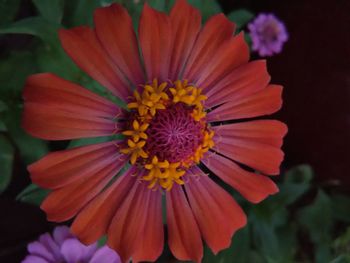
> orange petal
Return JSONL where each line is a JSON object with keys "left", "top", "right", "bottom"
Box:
{"left": 213, "top": 120, "right": 288, "bottom": 148}
{"left": 205, "top": 60, "right": 270, "bottom": 108}
{"left": 41, "top": 155, "right": 127, "bottom": 222}
{"left": 196, "top": 32, "right": 249, "bottom": 91}
{"left": 59, "top": 26, "right": 131, "bottom": 100}
{"left": 139, "top": 4, "right": 172, "bottom": 82}
{"left": 107, "top": 181, "right": 163, "bottom": 262}
{"left": 23, "top": 73, "right": 122, "bottom": 118}
{"left": 207, "top": 85, "right": 283, "bottom": 122}
{"left": 71, "top": 167, "right": 136, "bottom": 244}
{"left": 169, "top": 0, "right": 201, "bottom": 80}
{"left": 185, "top": 168, "right": 247, "bottom": 254}
{"left": 202, "top": 153, "right": 279, "bottom": 203}
{"left": 29, "top": 142, "right": 119, "bottom": 189}
{"left": 166, "top": 184, "right": 203, "bottom": 263}
{"left": 182, "top": 13, "right": 235, "bottom": 83}
{"left": 212, "top": 126, "right": 285, "bottom": 175}
{"left": 94, "top": 4, "right": 144, "bottom": 86}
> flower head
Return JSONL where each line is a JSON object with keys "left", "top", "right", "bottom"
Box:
{"left": 22, "top": 226, "right": 120, "bottom": 263}
{"left": 248, "top": 13, "right": 288, "bottom": 56}
{"left": 22, "top": 0, "right": 287, "bottom": 262}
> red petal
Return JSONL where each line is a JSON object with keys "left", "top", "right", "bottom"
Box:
{"left": 207, "top": 85, "right": 283, "bottom": 122}
{"left": 59, "top": 26, "right": 131, "bottom": 100}
{"left": 139, "top": 4, "right": 172, "bottom": 82}
{"left": 205, "top": 60, "right": 270, "bottom": 108}
{"left": 29, "top": 142, "right": 120, "bottom": 189}
{"left": 166, "top": 184, "right": 203, "bottom": 263}
{"left": 24, "top": 73, "right": 122, "bottom": 118}
{"left": 169, "top": 0, "right": 201, "bottom": 80}
{"left": 22, "top": 102, "right": 118, "bottom": 140}
{"left": 185, "top": 168, "right": 247, "bottom": 254}
{"left": 182, "top": 14, "right": 235, "bottom": 83}
{"left": 196, "top": 32, "right": 249, "bottom": 91}
{"left": 212, "top": 120, "right": 288, "bottom": 148}
{"left": 132, "top": 186, "right": 163, "bottom": 263}
{"left": 94, "top": 4, "right": 144, "bottom": 86}
{"left": 71, "top": 168, "right": 136, "bottom": 244}
{"left": 107, "top": 181, "right": 163, "bottom": 262}
{"left": 41, "top": 155, "right": 127, "bottom": 222}
{"left": 202, "top": 154, "right": 278, "bottom": 203}
{"left": 212, "top": 127, "right": 285, "bottom": 175}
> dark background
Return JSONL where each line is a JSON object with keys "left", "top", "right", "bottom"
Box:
{"left": 0, "top": 0, "right": 349, "bottom": 261}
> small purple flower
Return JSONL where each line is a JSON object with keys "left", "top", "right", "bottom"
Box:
{"left": 22, "top": 226, "right": 121, "bottom": 263}
{"left": 248, "top": 13, "right": 288, "bottom": 57}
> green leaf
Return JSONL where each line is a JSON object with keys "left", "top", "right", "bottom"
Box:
{"left": 0, "top": 135, "right": 14, "bottom": 193}
{"left": 64, "top": 0, "right": 101, "bottom": 26}
{"left": 298, "top": 190, "right": 333, "bottom": 263}
{"left": 227, "top": 9, "right": 254, "bottom": 29}
{"left": 2, "top": 106, "right": 49, "bottom": 164}
{"left": 0, "top": 0, "right": 21, "bottom": 26}
{"left": 68, "top": 135, "right": 123, "bottom": 149}
{"left": 271, "top": 164, "right": 313, "bottom": 207}
{"left": 330, "top": 255, "right": 350, "bottom": 263}
{"left": 0, "top": 51, "right": 38, "bottom": 100}
{"left": 32, "top": 0, "right": 65, "bottom": 24}
{"left": 331, "top": 194, "right": 350, "bottom": 223}
{"left": 0, "top": 16, "right": 60, "bottom": 46}
{"left": 16, "top": 184, "right": 49, "bottom": 206}
{"left": 147, "top": 0, "right": 166, "bottom": 11}
{"left": 167, "top": 0, "right": 221, "bottom": 21}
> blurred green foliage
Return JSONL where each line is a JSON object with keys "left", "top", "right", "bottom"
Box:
{"left": 0, "top": 0, "right": 349, "bottom": 262}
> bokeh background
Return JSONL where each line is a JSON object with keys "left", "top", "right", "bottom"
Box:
{"left": 0, "top": 0, "right": 349, "bottom": 262}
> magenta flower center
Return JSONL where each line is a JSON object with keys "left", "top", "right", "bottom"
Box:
{"left": 145, "top": 103, "right": 204, "bottom": 163}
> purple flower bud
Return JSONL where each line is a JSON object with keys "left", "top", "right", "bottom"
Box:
{"left": 248, "top": 13, "right": 289, "bottom": 57}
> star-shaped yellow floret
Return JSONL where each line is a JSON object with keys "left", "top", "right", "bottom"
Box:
{"left": 170, "top": 80, "right": 196, "bottom": 105}
{"left": 122, "top": 120, "right": 149, "bottom": 142}
{"left": 120, "top": 139, "right": 148, "bottom": 164}
{"left": 144, "top": 79, "right": 169, "bottom": 102}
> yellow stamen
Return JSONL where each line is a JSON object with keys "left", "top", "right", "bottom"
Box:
{"left": 122, "top": 120, "right": 149, "bottom": 142}
{"left": 120, "top": 139, "right": 148, "bottom": 164}
{"left": 143, "top": 157, "right": 186, "bottom": 191}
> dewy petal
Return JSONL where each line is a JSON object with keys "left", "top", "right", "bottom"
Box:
{"left": 196, "top": 32, "right": 249, "bottom": 91}
{"left": 207, "top": 85, "right": 283, "bottom": 122}
{"left": 212, "top": 121, "right": 285, "bottom": 175}
{"left": 182, "top": 13, "right": 235, "bottom": 83}
{"left": 29, "top": 141, "right": 120, "bottom": 189}
{"left": 205, "top": 60, "right": 270, "bottom": 108}
{"left": 185, "top": 168, "right": 247, "bottom": 254}
{"left": 59, "top": 26, "right": 131, "bottom": 100}
{"left": 94, "top": 4, "right": 144, "bottom": 86}
{"left": 23, "top": 73, "right": 122, "bottom": 118}
{"left": 71, "top": 167, "right": 136, "bottom": 244}
{"left": 139, "top": 4, "right": 172, "bottom": 82}
{"left": 41, "top": 154, "right": 127, "bottom": 222}
{"left": 202, "top": 153, "right": 279, "bottom": 203}
{"left": 169, "top": 0, "right": 201, "bottom": 80}
{"left": 107, "top": 180, "right": 163, "bottom": 263}
{"left": 166, "top": 184, "right": 203, "bottom": 263}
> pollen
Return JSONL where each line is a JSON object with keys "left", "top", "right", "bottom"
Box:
{"left": 121, "top": 79, "right": 215, "bottom": 190}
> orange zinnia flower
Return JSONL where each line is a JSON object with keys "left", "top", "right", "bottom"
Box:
{"left": 22, "top": 0, "right": 287, "bottom": 262}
